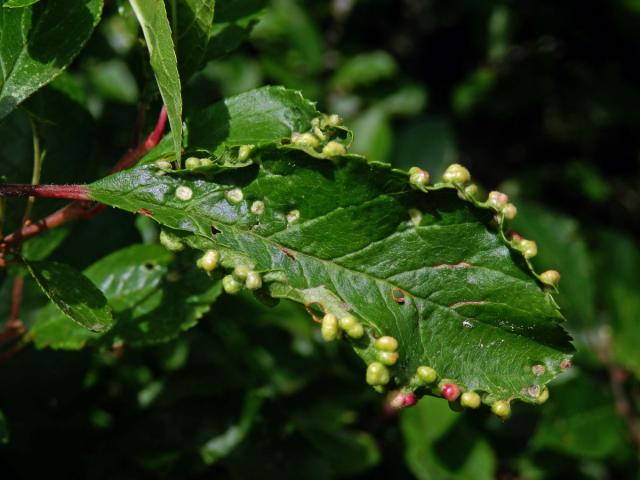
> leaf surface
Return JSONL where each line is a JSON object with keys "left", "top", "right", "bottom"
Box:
{"left": 88, "top": 88, "right": 573, "bottom": 405}
{"left": 26, "top": 260, "right": 113, "bottom": 333}
{"left": 0, "top": 0, "right": 102, "bottom": 120}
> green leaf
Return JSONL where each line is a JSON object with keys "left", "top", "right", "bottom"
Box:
{"left": 129, "top": 0, "right": 182, "bottom": 164}
{"left": 22, "top": 227, "right": 70, "bottom": 261}
{"left": 200, "top": 390, "right": 264, "bottom": 464}
{"left": 206, "top": 0, "right": 264, "bottom": 60}
{"left": 3, "top": 0, "right": 41, "bottom": 8}
{"left": 187, "top": 85, "right": 319, "bottom": 154}
{"left": 594, "top": 230, "right": 640, "bottom": 376}
{"left": 87, "top": 89, "right": 573, "bottom": 405}
{"left": 330, "top": 51, "right": 397, "bottom": 92}
{"left": 0, "top": 409, "right": 8, "bottom": 444}
{"left": 25, "top": 260, "right": 113, "bottom": 333}
{"left": 401, "top": 396, "right": 496, "bottom": 479}
{"left": 30, "top": 244, "right": 221, "bottom": 349}
{"left": 531, "top": 375, "right": 631, "bottom": 460}
{"left": 171, "top": 0, "right": 216, "bottom": 81}
{"left": 0, "top": 0, "right": 103, "bottom": 120}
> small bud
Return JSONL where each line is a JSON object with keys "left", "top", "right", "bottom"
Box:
{"left": 408, "top": 208, "right": 422, "bottom": 226}
{"left": 539, "top": 269, "right": 561, "bottom": 286}
{"left": 536, "top": 386, "right": 550, "bottom": 404}
{"left": 519, "top": 239, "right": 538, "bottom": 259}
{"left": 366, "top": 362, "right": 390, "bottom": 386}
{"left": 222, "top": 275, "right": 243, "bottom": 294}
{"left": 409, "top": 167, "right": 430, "bottom": 189}
{"left": 502, "top": 203, "right": 517, "bottom": 220}
{"left": 185, "top": 157, "right": 201, "bottom": 169}
{"left": 321, "top": 313, "right": 339, "bottom": 342}
{"left": 443, "top": 163, "right": 471, "bottom": 184}
{"left": 286, "top": 209, "right": 300, "bottom": 224}
{"left": 175, "top": 186, "right": 193, "bottom": 201}
{"left": 464, "top": 184, "right": 478, "bottom": 197}
{"left": 487, "top": 191, "right": 509, "bottom": 210}
{"left": 226, "top": 188, "right": 244, "bottom": 204}
{"left": 291, "top": 132, "right": 320, "bottom": 148}
{"left": 491, "top": 400, "right": 511, "bottom": 418}
{"left": 250, "top": 200, "right": 265, "bottom": 215}
{"left": 346, "top": 323, "right": 364, "bottom": 339}
{"left": 199, "top": 158, "right": 214, "bottom": 167}
{"left": 386, "top": 391, "right": 417, "bottom": 411}
{"left": 375, "top": 336, "right": 398, "bottom": 352}
{"left": 339, "top": 315, "right": 358, "bottom": 331}
{"left": 155, "top": 159, "right": 172, "bottom": 170}
{"left": 159, "top": 230, "right": 184, "bottom": 252}
{"left": 322, "top": 141, "right": 347, "bottom": 157}
{"left": 238, "top": 144, "right": 255, "bottom": 162}
{"left": 379, "top": 351, "right": 399, "bottom": 365}
{"left": 197, "top": 249, "right": 220, "bottom": 272}
{"left": 233, "top": 264, "right": 251, "bottom": 281}
{"left": 245, "top": 271, "right": 262, "bottom": 290}
{"left": 460, "top": 391, "right": 481, "bottom": 409}
{"left": 441, "top": 383, "right": 461, "bottom": 401}
{"left": 416, "top": 366, "right": 437, "bottom": 384}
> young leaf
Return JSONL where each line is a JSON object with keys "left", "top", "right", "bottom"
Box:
{"left": 25, "top": 260, "right": 113, "bottom": 333}
{"left": 188, "top": 85, "right": 319, "bottom": 153}
{"left": 0, "top": 0, "right": 103, "bottom": 120}
{"left": 87, "top": 87, "right": 573, "bottom": 406}
{"left": 129, "top": 0, "right": 182, "bottom": 164}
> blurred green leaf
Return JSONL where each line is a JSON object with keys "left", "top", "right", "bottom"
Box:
{"left": 401, "top": 396, "right": 496, "bottom": 479}
{"left": 0, "top": 0, "right": 103, "bottom": 120}
{"left": 511, "top": 202, "right": 596, "bottom": 329}
{"left": 200, "top": 390, "right": 264, "bottom": 464}
{"left": 0, "top": 410, "right": 8, "bottom": 444}
{"left": 350, "top": 106, "right": 392, "bottom": 163}
{"left": 379, "top": 84, "right": 428, "bottom": 117}
{"left": 129, "top": 0, "right": 183, "bottom": 164}
{"left": 26, "top": 260, "right": 114, "bottom": 333}
{"left": 207, "top": 0, "right": 265, "bottom": 60}
{"left": 172, "top": 0, "right": 216, "bottom": 81}
{"left": 531, "top": 374, "right": 631, "bottom": 460}
{"left": 87, "top": 59, "right": 139, "bottom": 104}
{"left": 452, "top": 68, "right": 496, "bottom": 115}
{"left": 594, "top": 230, "right": 640, "bottom": 376}
{"left": 331, "top": 51, "right": 397, "bottom": 92}
{"left": 392, "top": 118, "right": 458, "bottom": 177}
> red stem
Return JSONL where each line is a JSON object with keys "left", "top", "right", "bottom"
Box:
{"left": 0, "top": 184, "right": 90, "bottom": 201}
{"left": 0, "top": 106, "right": 168, "bottom": 248}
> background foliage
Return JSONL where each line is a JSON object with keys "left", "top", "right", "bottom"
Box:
{"left": 1, "top": 0, "right": 639, "bottom": 478}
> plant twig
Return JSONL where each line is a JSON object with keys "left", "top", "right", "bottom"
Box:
{"left": 0, "top": 106, "right": 168, "bottom": 253}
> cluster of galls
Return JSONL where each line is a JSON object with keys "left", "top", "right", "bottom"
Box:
{"left": 195, "top": 249, "right": 263, "bottom": 294}
{"left": 321, "top": 313, "right": 365, "bottom": 342}
{"left": 415, "top": 366, "right": 516, "bottom": 418}
{"left": 408, "top": 163, "right": 562, "bottom": 289}
{"left": 290, "top": 114, "right": 347, "bottom": 158}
